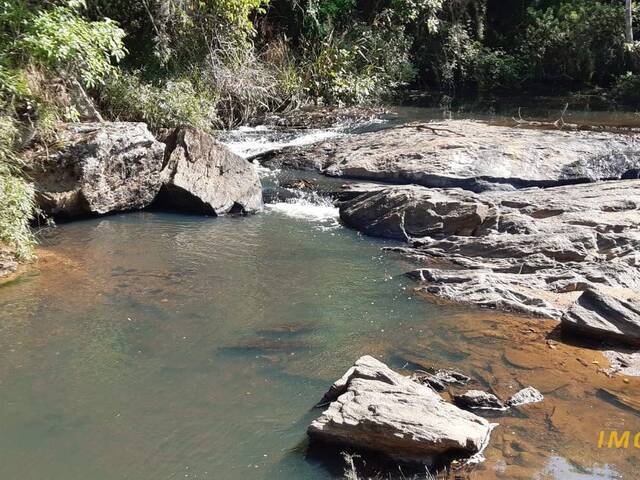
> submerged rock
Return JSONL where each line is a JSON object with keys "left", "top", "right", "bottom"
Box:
{"left": 308, "top": 356, "right": 494, "bottom": 464}
{"left": 29, "top": 122, "right": 165, "bottom": 217}
{"left": 561, "top": 289, "right": 640, "bottom": 347}
{"left": 263, "top": 120, "right": 640, "bottom": 191}
{"left": 454, "top": 390, "right": 506, "bottom": 410}
{"left": 341, "top": 181, "right": 640, "bottom": 319}
{"left": 158, "top": 126, "right": 263, "bottom": 215}
{"left": 411, "top": 368, "right": 471, "bottom": 392}
{"left": 506, "top": 387, "right": 544, "bottom": 407}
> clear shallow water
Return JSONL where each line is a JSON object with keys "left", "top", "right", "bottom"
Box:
{"left": 0, "top": 210, "right": 434, "bottom": 480}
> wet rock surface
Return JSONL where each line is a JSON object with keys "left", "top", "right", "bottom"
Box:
{"left": 308, "top": 356, "right": 493, "bottom": 464}
{"left": 262, "top": 120, "right": 640, "bottom": 191}
{"left": 339, "top": 181, "right": 640, "bottom": 319}
{"left": 561, "top": 289, "right": 640, "bottom": 347}
{"left": 454, "top": 390, "right": 506, "bottom": 410}
{"left": 158, "top": 126, "right": 263, "bottom": 215}
{"left": 28, "top": 122, "right": 165, "bottom": 217}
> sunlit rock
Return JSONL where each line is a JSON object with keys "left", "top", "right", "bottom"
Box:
{"left": 29, "top": 122, "right": 165, "bottom": 217}
{"left": 158, "top": 126, "right": 263, "bottom": 215}
{"left": 262, "top": 120, "right": 640, "bottom": 190}
{"left": 561, "top": 289, "right": 640, "bottom": 347}
{"left": 308, "top": 356, "right": 494, "bottom": 465}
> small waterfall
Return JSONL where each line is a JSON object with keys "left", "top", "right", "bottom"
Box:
{"left": 219, "top": 123, "right": 346, "bottom": 227}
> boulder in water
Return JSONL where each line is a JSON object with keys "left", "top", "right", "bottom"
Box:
{"left": 158, "top": 126, "right": 262, "bottom": 215}
{"left": 308, "top": 356, "right": 494, "bottom": 464}
{"left": 29, "top": 122, "right": 165, "bottom": 217}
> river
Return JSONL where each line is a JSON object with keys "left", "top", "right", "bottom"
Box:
{"left": 0, "top": 106, "right": 638, "bottom": 479}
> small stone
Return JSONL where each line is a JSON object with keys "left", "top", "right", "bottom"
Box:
{"left": 506, "top": 387, "right": 543, "bottom": 407}
{"left": 454, "top": 390, "right": 506, "bottom": 410}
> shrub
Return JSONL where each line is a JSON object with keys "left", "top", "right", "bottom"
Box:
{"left": 2, "top": 1, "right": 126, "bottom": 88}
{"left": 303, "top": 23, "right": 416, "bottom": 105}
{"left": 613, "top": 72, "right": 640, "bottom": 106}
{"left": 99, "top": 71, "right": 218, "bottom": 132}
{"left": 522, "top": 1, "right": 627, "bottom": 86}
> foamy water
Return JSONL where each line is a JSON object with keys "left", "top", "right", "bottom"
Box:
{"left": 222, "top": 126, "right": 344, "bottom": 159}
{"left": 266, "top": 197, "right": 339, "bottom": 227}
{"left": 221, "top": 125, "right": 345, "bottom": 228}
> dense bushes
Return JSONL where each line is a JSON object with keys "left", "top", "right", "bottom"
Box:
{"left": 522, "top": 1, "right": 627, "bottom": 87}
{"left": 0, "top": 0, "right": 126, "bottom": 257}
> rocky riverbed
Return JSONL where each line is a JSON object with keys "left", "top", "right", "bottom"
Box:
{"left": 264, "top": 119, "right": 640, "bottom": 347}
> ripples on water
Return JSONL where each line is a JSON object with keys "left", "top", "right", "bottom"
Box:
{"left": 0, "top": 107, "right": 639, "bottom": 479}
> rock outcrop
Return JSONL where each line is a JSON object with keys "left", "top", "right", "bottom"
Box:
{"left": 561, "top": 289, "right": 640, "bottom": 347}
{"left": 308, "top": 356, "right": 494, "bottom": 464}
{"left": 261, "top": 120, "right": 640, "bottom": 191}
{"left": 27, "top": 123, "right": 264, "bottom": 218}
{"left": 158, "top": 126, "right": 263, "bottom": 215}
{"left": 339, "top": 181, "right": 640, "bottom": 318}
{"left": 29, "top": 122, "right": 165, "bottom": 217}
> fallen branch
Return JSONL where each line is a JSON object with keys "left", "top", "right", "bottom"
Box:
{"left": 396, "top": 122, "right": 466, "bottom": 137}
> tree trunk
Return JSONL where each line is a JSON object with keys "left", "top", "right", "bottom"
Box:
{"left": 626, "top": 0, "right": 634, "bottom": 43}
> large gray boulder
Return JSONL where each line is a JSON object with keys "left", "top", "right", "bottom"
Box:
{"left": 262, "top": 120, "right": 640, "bottom": 191}
{"left": 158, "top": 126, "right": 262, "bottom": 215}
{"left": 308, "top": 356, "right": 493, "bottom": 464}
{"left": 340, "top": 181, "right": 640, "bottom": 319}
{"left": 29, "top": 122, "right": 165, "bottom": 217}
{"left": 340, "top": 187, "right": 489, "bottom": 240}
{"left": 561, "top": 289, "right": 640, "bottom": 347}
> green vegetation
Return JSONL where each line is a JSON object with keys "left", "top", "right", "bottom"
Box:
{"left": 0, "top": 0, "right": 639, "bottom": 258}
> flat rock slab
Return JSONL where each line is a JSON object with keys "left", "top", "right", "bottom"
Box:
{"left": 308, "top": 356, "right": 493, "bottom": 464}
{"left": 262, "top": 120, "right": 640, "bottom": 191}
{"left": 340, "top": 181, "right": 640, "bottom": 319}
{"left": 562, "top": 289, "right": 640, "bottom": 347}
{"left": 159, "top": 126, "right": 263, "bottom": 215}
{"left": 28, "top": 122, "right": 165, "bottom": 217}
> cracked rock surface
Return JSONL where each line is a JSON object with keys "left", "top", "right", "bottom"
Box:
{"left": 339, "top": 181, "right": 640, "bottom": 320}
{"left": 28, "top": 122, "right": 165, "bottom": 217}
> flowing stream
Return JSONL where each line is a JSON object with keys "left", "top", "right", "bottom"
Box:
{"left": 1, "top": 107, "right": 639, "bottom": 479}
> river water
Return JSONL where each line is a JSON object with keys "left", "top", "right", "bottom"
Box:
{"left": 1, "top": 106, "right": 639, "bottom": 479}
